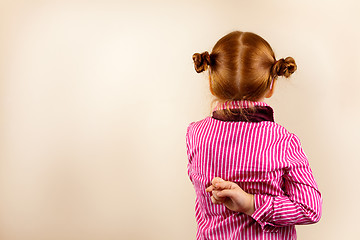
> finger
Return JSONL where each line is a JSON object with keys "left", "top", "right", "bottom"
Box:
{"left": 211, "top": 196, "right": 223, "bottom": 204}
{"left": 211, "top": 177, "right": 224, "bottom": 186}
{"left": 214, "top": 181, "right": 238, "bottom": 190}
{"left": 212, "top": 190, "right": 226, "bottom": 202}
{"left": 216, "top": 188, "right": 243, "bottom": 199}
{"left": 210, "top": 196, "right": 217, "bottom": 204}
{"left": 216, "top": 189, "right": 231, "bottom": 198}
{"left": 206, "top": 185, "right": 215, "bottom": 192}
{"left": 212, "top": 190, "right": 221, "bottom": 200}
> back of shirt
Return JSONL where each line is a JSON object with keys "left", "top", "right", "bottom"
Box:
{"left": 186, "top": 115, "right": 321, "bottom": 240}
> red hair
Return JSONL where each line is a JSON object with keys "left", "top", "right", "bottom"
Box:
{"left": 193, "top": 31, "right": 297, "bottom": 103}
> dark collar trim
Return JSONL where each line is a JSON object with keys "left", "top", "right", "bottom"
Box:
{"left": 212, "top": 106, "right": 274, "bottom": 122}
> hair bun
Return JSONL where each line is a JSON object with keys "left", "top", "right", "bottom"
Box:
{"left": 192, "top": 51, "right": 211, "bottom": 73}
{"left": 272, "top": 57, "right": 297, "bottom": 78}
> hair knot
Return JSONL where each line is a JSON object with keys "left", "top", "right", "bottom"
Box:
{"left": 272, "top": 57, "right": 297, "bottom": 78}
{"left": 192, "top": 51, "right": 211, "bottom": 73}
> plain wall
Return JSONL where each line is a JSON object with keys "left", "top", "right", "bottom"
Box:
{"left": 0, "top": 0, "right": 359, "bottom": 239}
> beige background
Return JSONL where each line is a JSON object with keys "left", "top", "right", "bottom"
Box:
{"left": 0, "top": 0, "right": 359, "bottom": 239}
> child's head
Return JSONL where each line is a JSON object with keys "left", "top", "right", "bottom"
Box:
{"left": 193, "top": 31, "right": 297, "bottom": 102}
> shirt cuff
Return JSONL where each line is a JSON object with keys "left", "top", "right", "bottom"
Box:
{"left": 251, "top": 194, "right": 278, "bottom": 233}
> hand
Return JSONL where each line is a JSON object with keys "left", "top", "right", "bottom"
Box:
{"left": 205, "top": 177, "right": 255, "bottom": 216}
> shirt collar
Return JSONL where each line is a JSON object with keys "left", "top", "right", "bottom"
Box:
{"left": 212, "top": 100, "right": 274, "bottom": 122}
{"left": 213, "top": 100, "right": 270, "bottom": 111}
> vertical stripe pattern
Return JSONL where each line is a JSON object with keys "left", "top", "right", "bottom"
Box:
{"left": 186, "top": 101, "right": 322, "bottom": 240}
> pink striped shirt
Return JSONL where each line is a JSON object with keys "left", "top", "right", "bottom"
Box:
{"left": 186, "top": 100, "right": 322, "bottom": 240}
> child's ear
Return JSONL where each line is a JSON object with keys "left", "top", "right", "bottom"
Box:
{"left": 265, "top": 81, "right": 276, "bottom": 98}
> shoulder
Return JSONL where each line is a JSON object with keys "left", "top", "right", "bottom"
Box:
{"left": 261, "top": 123, "right": 307, "bottom": 165}
{"left": 271, "top": 123, "right": 303, "bottom": 147}
{"left": 259, "top": 122, "right": 302, "bottom": 150}
{"left": 187, "top": 117, "right": 212, "bottom": 133}
{"left": 283, "top": 131, "right": 308, "bottom": 165}
{"left": 259, "top": 121, "right": 293, "bottom": 137}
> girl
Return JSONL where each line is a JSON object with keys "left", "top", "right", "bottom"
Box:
{"left": 186, "top": 31, "right": 322, "bottom": 239}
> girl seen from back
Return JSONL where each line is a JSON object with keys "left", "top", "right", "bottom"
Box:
{"left": 186, "top": 31, "right": 322, "bottom": 240}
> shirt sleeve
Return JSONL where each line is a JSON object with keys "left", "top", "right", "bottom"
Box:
{"left": 186, "top": 122, "right": 195, "bottom": 183}
{"left": 251, "top": 134, "right": 322, "bottom": 232}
